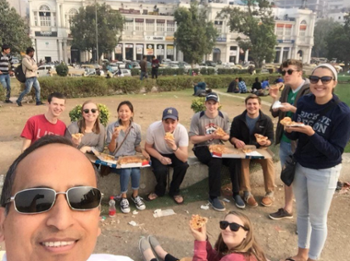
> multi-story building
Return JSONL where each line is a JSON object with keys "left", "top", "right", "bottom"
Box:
{"left": 27, "top": 0, "right": 315, "bottom": 64}
{"left": 8, "top": 0, "right": 28, "bottom": 18}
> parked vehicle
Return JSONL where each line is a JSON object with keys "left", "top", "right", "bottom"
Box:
{"left": 112, "top": 69, "right": 131, "bottom": 77}
{"left": 37, "top": 64, "right": 56, "bottom": 77}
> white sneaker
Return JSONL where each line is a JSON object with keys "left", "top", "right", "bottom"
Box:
{"left": 120, "top": 198, "right": 130, "bottom": 213}
{"left": 131, "top": 195, "right": 146, "bottom": 210}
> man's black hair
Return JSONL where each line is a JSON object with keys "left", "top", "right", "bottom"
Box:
{"left": 47, "top": 92, "right": 66, "bottom": 103}
{"left": 1, "top": 44, "right": 10, "bottom": 51}
{"left": 26, "top": 47, "right": 35, "bottom": 54}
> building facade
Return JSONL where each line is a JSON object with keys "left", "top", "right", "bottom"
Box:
{"left": 27, "top": 0, "right": 315, "bottom": 64}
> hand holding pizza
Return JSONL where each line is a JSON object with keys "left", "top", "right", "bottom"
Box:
{"left": 71, "top": 133, "right": 84, "bottom": 146}
{"left": 164, "top": 133, "right": 177, "bottom": 151}
{"left": 112, "top": 126, "right": 124, "bottom": 139}
{"left": 189, "top": 215, "right": 207, "bottom": 241}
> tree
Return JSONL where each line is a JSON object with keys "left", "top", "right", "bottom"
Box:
{"left": 70, "top": 3, "right": 124, "bottom": 62}
{"left": 325, "top": 15, "right": 350, "bottom": 70}
{"left": 218, "top": 0, "right": 277, "bottom": 68}
{"left": 174, "top": 2, "right": 218, "bottom": 66}
{"left": 0, "top": 0, "right": 32, "bottom": 54}
{"left": 312, "top": 18, "right": 340, "bottom": 58}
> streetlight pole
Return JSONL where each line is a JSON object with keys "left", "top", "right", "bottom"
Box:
{"left": 95, "top": 0, "right": 99, "bottom": 64}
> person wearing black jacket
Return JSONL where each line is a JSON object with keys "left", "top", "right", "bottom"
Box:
{"left": 230, "top": 94, "right": 275, "bottom": 207}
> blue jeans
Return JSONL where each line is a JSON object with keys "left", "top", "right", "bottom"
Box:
{"left": 140, "top": 71, "right": 147, "bottom": 80}
{"left": 293, "top": 163, "right": 341, "bottom": 260}
{"left": 115, "top": 168, "right": 141, "bottom": 193}
{"left": 279, "top": 140, "right": 292, "bottom": 168}
{"left": 17, "top": 77, "right": 41, "bottom": 103}
{"left": 0, "top": 74, "right": 11, "bottom": 100}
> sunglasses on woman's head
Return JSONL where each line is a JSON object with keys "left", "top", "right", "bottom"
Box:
{"left": 309, "top": 75, "right": 334, "bottom": 84}
{"left": 281, "top": 69, "right": 298, "bottom": 76}
{"left": 219, "top": 220, "right": 249, "bottom": 232}
{"left": 5, "top": 186, "right": 102, "bottom": 214}
{"left": 83, "top": 109, "right": 97, "bottom": 114}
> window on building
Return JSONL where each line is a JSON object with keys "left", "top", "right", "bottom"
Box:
{"left": 167, "top": 21, "right": 175, "bottom": 32}
{"left": 52, "top": 12, "right": 56, "bottom": 26}
{"left": 146, "top": 20, "right": 154, "bottom": 31}
{"left": 124, "top": 18, "right": 133, "bottom": 32}
{"left": 285, "top": 24, "right": 292, "bottom": 40}
{"left": 214, "top": 21, "right": 223, "bottom": 34}
{"left": 68, "top": 9, "right": 78, "bottom": 27}
{"left": 39, "top": 5, "right": 51, "bottom": 27}
{"left": 34, "top": 12, "right": 38, "bottom": 26}
{"left": 276, "top": 26, "right": 284, "bottom": 38}
{"left": 135, "top": 19, "right": 144, "bottom": 31}
{"left": 299, "top": 20, "right": 307, "bottom": 43}
{"left": 157, "top": 20, "right": 165, "bottom": 32}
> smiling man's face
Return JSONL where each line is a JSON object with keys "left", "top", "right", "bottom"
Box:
{"left": 0, "top": 144, "right": 101, "bottom": 261}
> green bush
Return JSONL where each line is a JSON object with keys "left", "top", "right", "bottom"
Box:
{"left": 55, "top": 63, "right": 69, "bottom": 76}
{"left": 107, "top": 77, "right": 142, "bottom": 93}
{"left": 69, "top": 103, "right": 110, "bottom": 126}
{"left": 0, "top": 86, "right": 4, "bottom": 101}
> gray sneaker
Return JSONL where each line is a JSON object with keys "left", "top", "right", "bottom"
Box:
{"left": 208, "top": 197, "right": 226, "bottom": 212}
{"left": 269, "top": 208, "right": 293, "bottom": 220}
{"left": 120, "top": 198, "right": 130, "bottom": 213}
{"left": 233, "top": 194, "right": 245, "bottom": 209}
{"left": 131, "top": 195, "right": 146, "bottom": 210}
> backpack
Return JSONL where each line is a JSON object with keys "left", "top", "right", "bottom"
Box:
{"left": 15, "top": 63, "right": 26, "bottom": 83}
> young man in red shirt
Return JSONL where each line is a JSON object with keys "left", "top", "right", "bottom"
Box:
{"left": 20, "top": 92, "right": 66, "bottom": 152}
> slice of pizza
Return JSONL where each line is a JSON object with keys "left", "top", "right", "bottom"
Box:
{"left": 115, "top": 126, "right": 126, "bottom": 132}
{"left": 190, "top": 214, "right": 208, "bottom": 230}
{"left": 215, "top": 127, "right": 227, "bottom": 137}
{"left": 209, "top": 144, "right": 227, "bottom": 154}
{"left": 280, "top": 117, "right": 292, "bottom": 126}
{"left": 72, "top": 133, "right": 84, "bottom": 139}
{"left": 254, "top": 133, "right": 268, "bottom": 143}
{"left": 117, "top": 156, "right": 144, "bottom": 165}
{"left": 165, "top": 132, "right": 174, "bottom": 140}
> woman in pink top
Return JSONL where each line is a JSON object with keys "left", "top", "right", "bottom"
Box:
{"left": 139, "top": 211, "right": 267, "bottom": 261}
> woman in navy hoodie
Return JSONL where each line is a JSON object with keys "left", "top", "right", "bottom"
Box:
{"left": 282, "top": 64, "right": 350, "bottom": 261}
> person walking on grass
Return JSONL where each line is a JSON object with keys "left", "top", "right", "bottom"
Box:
{"left": 16, "top": 47, "right": 44, "bottom": 106}
{"left": 0, "top": 44, "right": 14, "bottom": 103}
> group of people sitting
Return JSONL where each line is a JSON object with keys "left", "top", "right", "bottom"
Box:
{"left": 4, "top": 59, "right": 349, "bottom": 261}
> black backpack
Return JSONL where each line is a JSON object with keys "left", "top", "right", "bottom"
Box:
{"left": 15, "top": 63, "right": 26, "bottom": 83}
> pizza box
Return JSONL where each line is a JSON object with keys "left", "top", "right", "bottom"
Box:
{"left": 116, "top": 155, "right": 151, "bottom": 169}
{"left": 91, "top": 148, "right": 117, "bottom": 165}
{"left": 209, "top": 145, "right": 274, "bottom": 159}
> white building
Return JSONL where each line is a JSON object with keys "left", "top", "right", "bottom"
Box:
{"left": 9, "top": 0, "right": 28, "bottom": 18}
{"left": 27, "top": 0, "right": 315, "bottom": 64}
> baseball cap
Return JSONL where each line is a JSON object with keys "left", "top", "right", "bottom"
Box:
{"left": 205, "top": 92, "right": 219, "bottom": 102}
{"left": 162, "top": 107, "right": 178, "bottom": 120}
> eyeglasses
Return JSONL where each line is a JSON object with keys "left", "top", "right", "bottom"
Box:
{"left": 5, "top": 186, "right": 102, "bottom": 214}
{"left": 83, "top": 109, "right": 97, "bottom": 114}
{"left": 219, "top": 221, "right": 249, "bottom": 232}
{"left": 309, "top": 75, "right": 334, "bottom": 84}
{"left": 281, "top": 69, "right": 299, "bottom": 76}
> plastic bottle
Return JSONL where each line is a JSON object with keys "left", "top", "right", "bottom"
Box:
{"left": 108, "top": 196, "right": 116, "bottom": 217}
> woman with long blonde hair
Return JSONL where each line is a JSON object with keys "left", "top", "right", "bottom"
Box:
{"left": 65, "top": 100, "right": 105, "bottom": 153}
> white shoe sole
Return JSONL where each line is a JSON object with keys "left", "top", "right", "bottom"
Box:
{"left": 208, "top": 200, "right": 226, "bottom": 212}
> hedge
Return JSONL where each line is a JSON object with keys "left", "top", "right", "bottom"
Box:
{"left": 20, "top": 74, "right": 283, "bottom": 100}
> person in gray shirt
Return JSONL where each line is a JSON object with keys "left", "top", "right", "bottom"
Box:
{"left": 189, "top": 92, "right": 244, "bottom": 212}
{"left": 65, "top": 100, "right": 105, "bottom": 153}
{"left": 106, "top": 101, "right": 149, "bottom": 214}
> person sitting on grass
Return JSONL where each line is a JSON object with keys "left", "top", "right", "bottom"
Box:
{"left": 65, "top": 100, "right": 105, "bottom": 154}
{"left": 106, "top": 101, "right": 150, "bottom": 214}
{"left": 139, "top": 211, "right": 268, "bottom": 261}
{"left": 238, "top": 78, "right": 247, "bottom": 93}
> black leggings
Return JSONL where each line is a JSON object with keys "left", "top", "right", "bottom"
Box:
{"left": 151, "top": 254, "right": 178, "bottom": 261}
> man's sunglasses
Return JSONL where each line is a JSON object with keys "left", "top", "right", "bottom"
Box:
{"left": 219, "top": 220, "right": 249, "bottom": 232}
{"left": 309, "top": 75, "right": 334, "bottom": 84}
{"left": 281, "top": 69, "right": 299, "bottom": 76}
{"left": 5, "top": 186, "right": 102, "bottom": 214}
{"left": 83, "top": 109, "right": 98, "bottom": 114}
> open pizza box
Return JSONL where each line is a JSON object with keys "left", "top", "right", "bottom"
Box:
{"left": 209, "top": 145, "right": 273, "bottom": 159}
{"left": 91, "top": 148, "right": 150, "bottom": 169}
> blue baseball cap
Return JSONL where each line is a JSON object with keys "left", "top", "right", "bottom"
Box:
{"left": 162, "top": 107, "right": 178, "bottom": 120}
{"left": 205, "top": 92, "right": 219, "bottom": 102}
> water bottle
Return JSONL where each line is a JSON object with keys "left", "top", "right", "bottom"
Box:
{"left": 108, "top": 196, "right": 116, "bottom": 217}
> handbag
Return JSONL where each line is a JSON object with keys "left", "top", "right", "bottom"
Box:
{"left": 280, "top": 155, "right": 296, "bottom": 186}
{"left": 99, "top": 125, "right": 133, "bottom": 177}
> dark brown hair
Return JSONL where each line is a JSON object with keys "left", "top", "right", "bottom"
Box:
{"left": 280, "top": 59, "right": 303, "bottom": 71}
{"left": 214, "top": 211, "right": 267, "bottom": 261}
{"left": 245, "top": 94, "right": 261, "bottom": 105}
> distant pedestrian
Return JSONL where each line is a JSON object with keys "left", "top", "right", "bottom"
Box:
{"left": 16, "top": 47, "right": 44, "bottom": 106}
{"left": 261, "top": 79, "right": 270, "bottom": 90}
{"left": 0, "top": 44, "right": 14, "bottom": 103}
{"left": 140, "top": 56, "right": 148, "bottom": 80}
{"left": 151, "top": 56, "right": 159, "bottom": 79}
{"left": 227, "top": 77, "right": 239, "bottom": 93}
